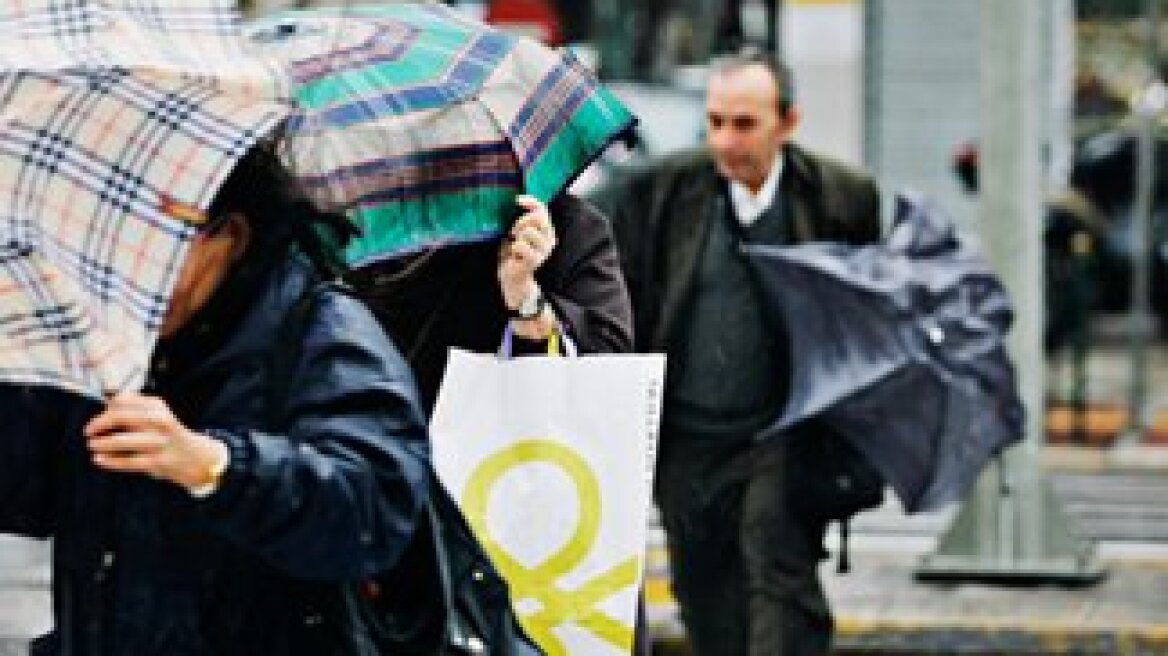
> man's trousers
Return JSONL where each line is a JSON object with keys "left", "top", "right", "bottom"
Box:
{"left": 655, "top": 435, "right": 831, "bottom": 656}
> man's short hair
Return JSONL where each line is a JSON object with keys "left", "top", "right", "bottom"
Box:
{"left": 708, "top": 47, "right": 797, "bottom": 116}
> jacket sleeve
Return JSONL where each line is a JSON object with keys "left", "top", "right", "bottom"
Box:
{"left": 588, "top": 165, "right": 663, "bottom": 353}
{"left": 832, "top": 162, "right": 882, "bottom": 245}
{"left": 519, "top": 194, "right": 634, "bottom": 354}
{"left": 0, "top": 387, "right": 97, "bottom": 538}
{"left": 195, "top": 291, "right": 431, "bottom": 582}
{"left": 851, "top": 178, "right": 882, "bottom": 244}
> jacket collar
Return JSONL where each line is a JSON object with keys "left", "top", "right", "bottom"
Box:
{"left": 653, "top": 144, "right": 824, "bottom": 347}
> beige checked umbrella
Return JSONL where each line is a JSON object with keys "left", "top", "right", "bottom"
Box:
{"left": 0, "top": 0, "right": 289, "bottom": 400}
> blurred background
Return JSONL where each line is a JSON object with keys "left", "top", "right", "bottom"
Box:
{"left": 4, "top": 2, "right": 1168, "bottom": 655}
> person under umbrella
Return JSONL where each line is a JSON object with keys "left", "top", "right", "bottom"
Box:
{"left": 245, "top": 4, "right": 636, "bottom": 408}
{"left": 0, "top": 0, "right": 287, "bottom": 534}
{"left": 34, "top": 143, "right": 432, "bottom": 656}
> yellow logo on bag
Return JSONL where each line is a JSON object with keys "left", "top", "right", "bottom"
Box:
{"left": 462, "top": 439, "right": 639, "bottom": 655}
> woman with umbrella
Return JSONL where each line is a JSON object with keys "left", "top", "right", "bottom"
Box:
{"left": 348, "top": 191, "right": 633, "bottom": 412}
{"left": 33, "top": 144, "right": 432, "bottom": 656}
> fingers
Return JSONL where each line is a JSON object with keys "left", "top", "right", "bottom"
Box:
{"left": 513, "top": 195, "right": 553, "bottom": 233}
{"left": 84, "top": 394, "right": 174, "bottom": 438}
{"left": 91, "top": 450, "right": 159, "bottom": 475}
{"left": 506, "top": 195, "right": 556, "bottom": 266}
{"left": 502, "top": 238, "right": 541, "bottom": 268}
{"left": 89, "top": 431, "right": 168, "bottom": 475}
{"left": 88, "top": 431, "right": 168, "bottom": 454}
{"left": 85, "top": 394, "right": 184, "bottom": 480}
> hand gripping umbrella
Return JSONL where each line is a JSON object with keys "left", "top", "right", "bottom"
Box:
{"left": 742, "top": 193, "right": 1025, "bottom": 513}
{"left": 248, "top": 4, "right": 635, "bottom": 265}
{"left": 0, "top": 0, "right": 288, "bottom": 400}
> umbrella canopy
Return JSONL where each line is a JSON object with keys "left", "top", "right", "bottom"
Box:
{"left": 248, "top": 4, "right": 635, "bottom": 265}
{"left": 742, "top": 193, "right": 1025, "bottom": 513}
{"left": 0, "top": 0, "right": 288, "bottom": 400}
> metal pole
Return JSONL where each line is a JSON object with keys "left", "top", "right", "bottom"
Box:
{"left": 1121, "top": 0, "right": 1161, "bottom": 445}
{"left": 916, "top": 0, "right": 1102, "bottom": 584}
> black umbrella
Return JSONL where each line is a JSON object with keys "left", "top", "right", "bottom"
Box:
{"left": 743, "top": 193, "right": 1024, "bottom": 513}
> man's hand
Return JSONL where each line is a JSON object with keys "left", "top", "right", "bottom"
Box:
{"left": 85, "top": 393, "right": 228, "bottom": 493}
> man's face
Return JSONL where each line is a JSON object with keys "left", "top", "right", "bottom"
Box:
{"left": 705, "top": 63, "right": 799, "bottom": 193}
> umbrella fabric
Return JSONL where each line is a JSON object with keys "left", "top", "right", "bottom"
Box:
{"left": 742, "top": 193, "right": 1025, "bottom": 513}
{"left": 0, "top": 0, "right": 288, "bottom": 400}
{"left": 248, "top": 4, "right": 635, "bottom": 265}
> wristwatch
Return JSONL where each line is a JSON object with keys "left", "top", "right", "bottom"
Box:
{"left": 509, "top": 285, "right": 546, "bottom": 320}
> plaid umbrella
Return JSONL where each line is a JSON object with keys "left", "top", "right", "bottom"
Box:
{"left": 248, "top": 4, "right": 635, "bottom": 265}
{"left": 0, "top": 0, "right": 288, "bottom": 400}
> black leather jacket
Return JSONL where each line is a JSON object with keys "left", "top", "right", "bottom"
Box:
{"left": 37, "top": 252, "right": 430, "bottom": 655}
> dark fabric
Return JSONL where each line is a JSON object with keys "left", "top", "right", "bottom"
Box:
{"left": 655, "top": 437, "right": 831, "bottom": 656}
{"left": 597, "top": 145, "right": 881, "bottom": 355}
{"left": 0, "top": 387, "right": 98, "bottom": 538}
{"left": 265, "top": 282, "right": 538, "bottom": 656}
{"left": 742, "top": 193, "right": 1024, "bottom": 512}
{"left": 665, "top": 193, "right": 787, "bottom": 441}
{"left": 598, "top": 144, "right": 880, "bottom": 655}
{"left": 43, "top": 253, "right": 431, "bottom": 656}
{"left": 348, "top": 194, "right": 633, "bottom": 412}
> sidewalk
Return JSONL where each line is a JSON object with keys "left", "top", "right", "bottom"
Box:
{"left": 646, "top": 445, "right": 1168, "bottom": 656}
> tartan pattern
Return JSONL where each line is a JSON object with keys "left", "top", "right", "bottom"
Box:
{"left": 251, "top": 4, "right": 634, "bottom": 265}
{"left": 0, "top": 0, "right": 288, "bottom": 399}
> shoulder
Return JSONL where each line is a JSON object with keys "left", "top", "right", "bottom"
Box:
{"left": 551, "top": 194, "right": 609, "bottom": 239}
{"left": 784, "top": 142, "right": 878, "bottom": 193}
{"left": 607, "top": 147, "right": 715, "bottom": 192}
{"left": 646, "top": 147, "right": 716, "bottom": 184}
{"left": 787, "top": 144, "right": 876, "bottom": 193}
{"left": 268, "top": 257, "right": 397, "bottom": 358}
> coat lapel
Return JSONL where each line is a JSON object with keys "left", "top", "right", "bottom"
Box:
{"left": 653, "top": 165, "right": 721, "bottom": 348}
{"left": 784, "top": 144, "right": 824, "bottom": 244}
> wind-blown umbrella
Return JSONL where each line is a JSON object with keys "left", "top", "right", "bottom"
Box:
{"left": 0, "top": 0, "right": 288, "bottom": 400}
{"left": 742, "top": 193, "right": 1025, "bottom": 513}
{"left": 248, "top": 4, "right": 635, "bottom": 265}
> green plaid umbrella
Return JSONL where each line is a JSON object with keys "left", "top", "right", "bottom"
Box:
{"left": 249, "top": 4, "right": 635, "bottom": 265}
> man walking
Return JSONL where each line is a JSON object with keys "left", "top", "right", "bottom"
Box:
{"left": 600, "top": 50, "right": 880, "bottom": 655}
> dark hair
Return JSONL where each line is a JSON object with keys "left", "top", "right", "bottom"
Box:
{"left": 709, "top": 46, "right": 797, "bottom": 116}
{"left": 208, "top": 144, "right": 357, "bottom": 279}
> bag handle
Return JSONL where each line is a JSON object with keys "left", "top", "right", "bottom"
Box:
{"left": 497, "top": 322, "right": 578, "bottom": 359}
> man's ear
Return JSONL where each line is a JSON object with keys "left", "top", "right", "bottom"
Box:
{"left": 780, "top": 104, "right": 802, "bottom": 136}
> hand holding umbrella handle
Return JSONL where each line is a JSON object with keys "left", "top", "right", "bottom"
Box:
{"left": 84, "top": 393, "right": 229, "bottom": 496}
{"left": 499, "top": 195, "right": 558, "bottom": 340}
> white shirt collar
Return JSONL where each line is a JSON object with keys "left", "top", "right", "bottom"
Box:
{"left": 728, "top": 151, "right": 784, "bottom": 226}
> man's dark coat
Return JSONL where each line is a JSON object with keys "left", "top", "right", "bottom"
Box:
{"left": 602, "top": 144, "right": 881, "bottom": 354}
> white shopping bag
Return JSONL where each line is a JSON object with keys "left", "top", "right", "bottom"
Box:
{"left": 430, "top": 347, "right": 665, "bottom": 656}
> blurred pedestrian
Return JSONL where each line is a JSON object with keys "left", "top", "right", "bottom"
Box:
{"left": 348, "top": 193, "right": 633, "bottom": 413}
{"left": 599, "top": 48, "right": 881, "bottom": 655}
{"left": 32, "top": 145, "right": 432, "bottom": 656}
